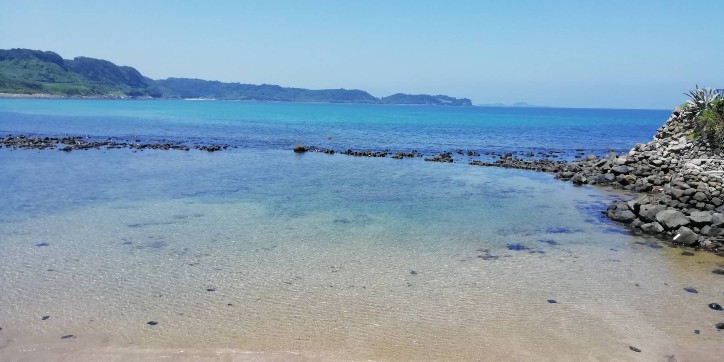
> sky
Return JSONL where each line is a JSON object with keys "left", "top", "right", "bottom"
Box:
{"left": 1, "top": 0, "right": 723, "bottom": 109}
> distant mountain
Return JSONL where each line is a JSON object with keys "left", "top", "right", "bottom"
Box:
{"left": 0, "top": 48, "right": 160, "bottom": 97}
{"left": 381, "top": 93, "right": 472, "bottom": 106}
{"left": 0, "top": 48, "right": 472, "bottom": 105}
{"left": 155, "top": 78, "right": 379, "bottom": 103}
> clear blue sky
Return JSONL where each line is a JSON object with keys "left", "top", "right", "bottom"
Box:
{"left": 1, "top": 0, "right": 723, "bottom": 108}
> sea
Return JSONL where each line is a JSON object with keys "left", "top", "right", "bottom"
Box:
{"left": 0, "top": 99, "right": 722, "bottom": 361}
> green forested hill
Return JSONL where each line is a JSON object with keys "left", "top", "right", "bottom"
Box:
{"left": 0, "top": 48, "right": 472, "bottom": 105}
{"left": 381, "top": 93, "right": 472, "bottom": 106}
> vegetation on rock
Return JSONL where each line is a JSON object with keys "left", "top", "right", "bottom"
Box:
{"left": 683, "top": 86, "right": 724, "bottom": 144}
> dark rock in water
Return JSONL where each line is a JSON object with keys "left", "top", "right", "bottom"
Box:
{"left": 293, "top": 144, "right": 307, "bottom": 153}
{"left": 506, "top": 243, "right": 531, "bottom": 251}
{"left": 61, "top": 334, "right": 75, "bottom": 339}
{"left": 147, "top": 321, "right": 158, "bottom": 326}
{"left": 684, "top": 287, "right": 698, "bottom": 294}
{"left": 716, "top": 322, "right": 724, "bottom": 330}
{"left": 681, "top": 251, "right": 695, "bottom": 256}
{"left": 35, "top": 242, "right": 49, "bottom": 247}
{"left": 629, "top": 346, "right": 641, "bottom": 352}
{"left": 41, "top": 315, "right": 49, "bottom": 320}
{"left": 709, "top": 303, "right": 723, "bottom": 311}
{"left": 714, "top": 269, "right": 724, "bottom": 275}
{"left": 547, "top": 299, "right": 557, "bottom": 304}
{"left": 410, "top": 270, "right": 418, "bottom": 275}
{"left": 538, "top": 239, "right": 558, "bottom": 245}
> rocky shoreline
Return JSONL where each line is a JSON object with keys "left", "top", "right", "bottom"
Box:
{"left": 295, "top": 108, "right": 724, "bottom": 253}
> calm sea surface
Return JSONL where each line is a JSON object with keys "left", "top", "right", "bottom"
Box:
{"left": 0, "top": 100, "right": 722, "bottom": 361}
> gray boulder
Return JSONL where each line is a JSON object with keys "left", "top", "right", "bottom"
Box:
{"left": 656, "top": 210, "right": 690, "bottom": 229}
{"left": 641, "top": 222, "right": 665, "bottom": 234}
{"left": 639, "top": 204, "right": 666, "bottom": 222}
{"left": 688, "top": 211, "right": 713, "bottom": 225}
{"left": 611, "top": 165, "right": 630, "bottom": 175}
{"left": 674, "top": 226, "right": 698, "bottom": 245}
{"left": 608, "top": 209, "right": 636, "bottom": 223}
{"left": 712, "top": 213, "right": 724, "bottom": 227}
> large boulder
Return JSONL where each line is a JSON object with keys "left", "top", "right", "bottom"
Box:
{"left": 611, "top": 165, "right": 630, "bottom": 175}
{"left": 712, "top": 213, "right": 724, "bottom": 227}
{"left": 656, "top": 210, "right": 690, "bottom": 229}
{"left": 674, "top": 226, "right": 698, "bottom": 245}
{"left": 607, "top": 201, "right": 636, "bottom": 223}
{"left": 639, "top": 204, "right": 666, "bottom": 222}
{"left": 688, "top": 211, "right": 713, "bottom": 225}
{"left": 641, "top": 222, "right": 665, "bottom": 234}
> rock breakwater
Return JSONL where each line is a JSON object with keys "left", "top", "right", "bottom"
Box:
{"left": 1, "top": 135, "right": 229, "bottom": 152}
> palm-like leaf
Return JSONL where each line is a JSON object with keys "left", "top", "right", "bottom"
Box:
{"left": 683, "top": 85, "right": 721, "bottom": 119}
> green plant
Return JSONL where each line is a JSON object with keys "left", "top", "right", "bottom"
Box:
{"left": 696, "top": 97, "right": 724, "bottom": 144}
{"left": 682, "top": 85, "right": 721, "bottom": 120}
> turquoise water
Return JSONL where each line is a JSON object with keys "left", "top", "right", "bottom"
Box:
{"left": 0, "top": 100, "right": 722, "bottom": 360}
{"left": 0, "top": 99, "right": 669, "bottom": 157}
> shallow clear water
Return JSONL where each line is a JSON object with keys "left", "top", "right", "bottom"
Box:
{"left": 0, "top": 101, "right": 722, "bottom": 361}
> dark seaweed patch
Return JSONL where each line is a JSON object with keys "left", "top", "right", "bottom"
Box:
{"left": 538, "top": 239, "right": 558, "bottom": 245}
{"left": 604, "top": 227, "right": 631, "bottom": 235}
{"left": 635, "top": 240, "right": 663, "bottom": 249}
{"left": 506, "top": 243, "right": 531, "bottom": 251}
{"left": 544, "top": 227, "right": 583, "bottom": 234}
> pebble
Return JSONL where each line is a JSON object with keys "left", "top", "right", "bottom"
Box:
{"left": 694, "top": 329, "right": 700, "bottom": 334}
{"left": 206, "top": 288, "right": 216, "bottom": 292}
{"left": 713, "top": 269, "right": 724, "bottom": 275}
{"left": 629, "top": 346, "right": 641, "bottom": 352}
{"left": 147, "top": 321, "right": 158, "bottom": 326}
{"left": 61, "top": 334, "right": 75, "bottom": 339}
{"left": 547, "top": 299, "right": 557, "bottom": 304}
{"left": 710, "top": 303, "right": 723, "bottom": 311}
{"left": 42, "top": 315, "right": 49, "bottom": 320}
{"left": 684, "top": 287, "right": 698, "bottom": 294}
{"left": 35, "top": 242, "right": 49, "bottom": 247}
{"left": 410, "top": 270, "right": 418, "bottom": 275}
{"left": 716, "top": 322, "right": 724, "bottom": 330}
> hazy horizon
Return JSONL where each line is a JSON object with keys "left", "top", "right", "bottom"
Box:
{"left": 1, "top": 0, "right": 723, "bottom": 109}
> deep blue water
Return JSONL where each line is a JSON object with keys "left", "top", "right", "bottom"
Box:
{"left": 0, "top": 99, "right": 669, "bottom": 158}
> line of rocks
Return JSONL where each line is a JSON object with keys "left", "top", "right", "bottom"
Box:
{"left": 1, "top": 135, "right": 229, "bottom": 152}
{"left": 293, "top": 107, "right": 724, "bottom": 252}
{"left": 465, "top": 108, "right": 724, "bottom": 252}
